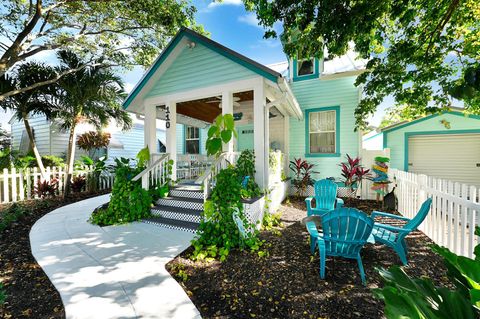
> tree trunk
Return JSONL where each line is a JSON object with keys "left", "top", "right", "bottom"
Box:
{"left": 64, "top": 124, "right": 77, "bottom": 198}
{"left": 23, "top": 117, "right": 47, "bottom": 179}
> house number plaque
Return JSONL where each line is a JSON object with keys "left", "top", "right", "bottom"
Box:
{"left": 165, "top": 106, "right": 170, "bottom": 129}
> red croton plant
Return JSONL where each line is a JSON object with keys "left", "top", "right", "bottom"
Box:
{"left": 339, "top": 154, "right": 371, "bottom": 190}
{"left": 289, "top": 158, "right": 318, "bottom": 197}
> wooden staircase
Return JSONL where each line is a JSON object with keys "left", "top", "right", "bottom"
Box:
{"left": 143, "top": 183, "right": 203, "bottom": 233}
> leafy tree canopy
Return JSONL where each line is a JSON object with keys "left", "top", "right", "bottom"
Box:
{"left": 244, "top": 0, "right": 480, "bottom": 129}
{"left": 0, "top": 0, "right": 204, "bottom": 99}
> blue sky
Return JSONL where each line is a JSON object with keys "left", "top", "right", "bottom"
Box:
{"left": 0, "top": 0, "right": 388, "bottom": 129}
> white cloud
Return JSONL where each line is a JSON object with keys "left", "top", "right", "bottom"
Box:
{"left": 238, "top": 13, "right": 262, "bottom": 28}
{"left": 204, "top": 0, "right": 242, "bottom": 11}
{"left": 250, "top": 38, "right": 281, "bottom": 49}
{"left": 124, "top": 82, "right": 135, "bottom": 93}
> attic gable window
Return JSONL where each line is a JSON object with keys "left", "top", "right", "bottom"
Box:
{"left": 297, "top": 59, "right": 314, "bottom": 76}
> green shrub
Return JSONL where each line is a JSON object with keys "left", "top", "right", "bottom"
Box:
{"left": 41, "top": 155, "right": 65, "bottom": 168}
{"left": 236, "top": 150, "right": 262, "bottom": 199}
{"left": 90, "top": 158, "right": 152, "bottom": 226}
{"left": 236, "top": 149, "right": 255, "bottom": 177}
{"left": 191, "top": 167, "right": 264, "bottom": 262}
{"left": 12, "top": 154, "right": 65, "bottom": 169}
{"left": 0, "top": 203, "right": 30, "bottom": 233}
{"left": 262, "top": 212, "right": 283, "bottom": 230}
{"left": 375, "top": 226, "right": 480, "bottom": 319}
{"left": 0, "top": 282, "right": 5, "bottom": 306}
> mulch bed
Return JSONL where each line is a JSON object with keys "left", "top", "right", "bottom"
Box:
{"left": 0, "top": 190, "right": 110, "bottom": 319}
{"left": 167, "top": 197, "right": 450, "bottom": 319}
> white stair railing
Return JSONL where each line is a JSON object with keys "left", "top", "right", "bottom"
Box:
{"left": 195, "top": 152, "right": 239, "bottom": 200}
{"left": 132, "top": 153, "right": 170, "bottom": 190}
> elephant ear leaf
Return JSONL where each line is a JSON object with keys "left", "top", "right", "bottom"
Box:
{"left": 221, "top": 130, "right": 232, "bottom": 143}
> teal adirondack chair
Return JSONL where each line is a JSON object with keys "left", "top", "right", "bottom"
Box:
{"left": 305, "top": 179, "right": 344, "bottom": 217}
{"left": 306, "top": 208, "right": 374, "bottom": 285}
{"left": 371, "top": 198, "right": 432, "bottom": 265}
{"left": 306, "top": 179, "right": 345, "bottom": 252}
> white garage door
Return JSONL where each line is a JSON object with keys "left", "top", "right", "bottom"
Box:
{"left": 408, "top": 133, "right": 480, "bottom": 186}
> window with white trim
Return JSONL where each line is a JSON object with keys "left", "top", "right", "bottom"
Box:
{"left": 309, "top": 110, "right": 336, "bottom": 154}
{"left": 185, "top": 126, "right": 200, "bottom": 154}
{"left": 297, "top": 59, "right": 314, "bottom": 76}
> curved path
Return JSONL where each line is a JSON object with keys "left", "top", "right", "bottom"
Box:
{"left": 30, "top": 194, "right": 201, "bottom": 319}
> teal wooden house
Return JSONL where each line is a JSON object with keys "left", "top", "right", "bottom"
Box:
{"left": 123, "top": 28, "right": 366, "bottom": 196}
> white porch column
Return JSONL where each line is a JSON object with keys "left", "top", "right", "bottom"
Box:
{"left": 144, "top": 104, "right": 157, "bottom": 154}
{"left": 254, "top": 80, "right": 269, "bottom": 189}
{"left": 283, "top": 114, "right": 290, "bottom": 174}
{"left": 165, "top": 101, "right": 177, "bottom": 181}
{"left": 222, "top": 90, "right": 234, "bottom": 153}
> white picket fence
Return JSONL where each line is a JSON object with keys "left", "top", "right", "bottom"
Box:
{"left": 0, "top": 166, "right": 114, "bottom": 203}
{"left": 390, "top": 168, "right": 480, "bottom": 258}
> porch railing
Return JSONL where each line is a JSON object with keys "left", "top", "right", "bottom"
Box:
{"left": 133, "top": 153, "right": 170, "bottom": 190}
{"left": 195, "top": 152, "right": 239, "bottom": 200}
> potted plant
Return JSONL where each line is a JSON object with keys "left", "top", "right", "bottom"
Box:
{"left": 338, "top": 154, "right": 370, "bottom": 198}
{"left": 289, "top": 158, "right": 318, "bottom": 197}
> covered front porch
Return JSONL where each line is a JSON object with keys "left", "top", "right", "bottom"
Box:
{"left": 123, "top": 28, "right": 302, "bottom": 194}
{"left": 142, "top": 76, "right": 301, "bottom": 190}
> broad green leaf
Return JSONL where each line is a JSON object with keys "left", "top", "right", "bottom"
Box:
{"left": 470, "top": 289, "right": 480, "bottom": 308}
{"left": 224, "top": 114, "right": 234, "bottom": 130}
{"left": 221, "top": 130, "right": 232, "bottom": 143}
{"left": 208, "top": 125, "right": 218, "bottom": 138}
{"left": 457, "top": 257, "right": 480, "bottom": 289}
{"left": 215, "top": 115, "right": 223, "bottom": 127}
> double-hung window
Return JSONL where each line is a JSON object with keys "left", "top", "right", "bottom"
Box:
{"left": 185, "top": 126, "right": 200, "bottom": 154}
{"left": 308, "top": 109, "right": 337, "bottom": 154}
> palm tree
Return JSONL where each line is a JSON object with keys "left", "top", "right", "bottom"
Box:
{"left": 0, "top": 63, "right": 57, "bottom": 179}
{"left": 53, "top": 51, "right": 132, "bottom": 196}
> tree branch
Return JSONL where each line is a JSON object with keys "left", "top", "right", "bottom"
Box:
{"left": 0, "top": 0, "right": 43, "bottom": 74}
{"left": 425, "top": 0, "right": 460, "bottom": 57}
{"left": 0, "top": 62, "right": 119, "bottom": 102}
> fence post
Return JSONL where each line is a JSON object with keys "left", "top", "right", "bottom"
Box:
{"left": 417, "top": 174, "right": 427, "bottom": 231}
{"left": 3, "top": 168, "right": 9, "bottom": 203}
{"left": 11, "top": 167, "right": 18, "bottom": 202}
{"left": 18, "top": 169, "right": 25, "bottom": 201}
{"left": 26, "top": 168, "right": 32, "bottom": 200}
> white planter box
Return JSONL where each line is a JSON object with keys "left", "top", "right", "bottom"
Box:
{"left": 242, "top": 196, "right": 265, "bottom": 229}
{"left": 289, "top": 184, "right": 315, "bottom": 197}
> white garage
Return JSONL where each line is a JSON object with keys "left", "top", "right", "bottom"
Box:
{"left": 380, "top": 109, "right": 480, "bottom": 186}
{"left": 408, "top": 133, "right": 480, "bottom": 186}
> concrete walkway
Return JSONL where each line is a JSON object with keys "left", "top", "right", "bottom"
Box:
{"left": 30, "top": 194, "right": 201, "bottom": 319}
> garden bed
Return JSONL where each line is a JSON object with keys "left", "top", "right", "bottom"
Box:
{"left": 0, "top": 190, "right": 110, "bottom": 319}
{"left": 167, "top": 197, "right": 450, "bottom": 319}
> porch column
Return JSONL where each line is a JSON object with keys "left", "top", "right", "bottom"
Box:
{"left": 144, "top": 104, "right": 157, "bottom": 154}
{"left": 166, "top": 101, "right": 177, "bottom": 181}
{"left": 254, "top": 80, "right": 269, "bottom": 189}
{"left": 283, "top": 114, "right": 290, "bottom": 174}
{"left": 222, "top": 90, "right": 234, "bottom": 153}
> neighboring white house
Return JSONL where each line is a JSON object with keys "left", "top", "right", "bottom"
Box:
{"left": 9, "top": 114, "right": 166, "bottom": 164}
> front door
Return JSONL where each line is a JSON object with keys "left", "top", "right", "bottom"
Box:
{"left": 237, "top": 124, "right": 254, "bottom": 151}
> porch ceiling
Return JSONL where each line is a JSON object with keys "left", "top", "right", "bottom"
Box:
{"left": 176, "top": 91, "right": 254, "bottom": 123}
